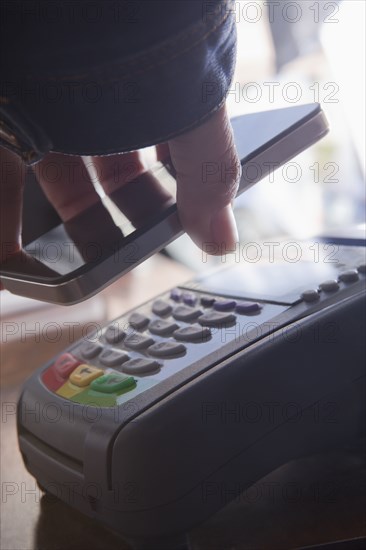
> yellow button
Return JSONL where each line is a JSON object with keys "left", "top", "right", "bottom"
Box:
{"left": 69, "top": 364, "right": 104, "bottom": 387}
{"left": 56, "top": 381, "right": 84, "bottom": 399}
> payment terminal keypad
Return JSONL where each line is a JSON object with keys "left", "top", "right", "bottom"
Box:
{"left": 41, "top": 289, "right": 283, "bottom": 409}
{"left": 40, "top": 257, "right": 366, "bottom": 410}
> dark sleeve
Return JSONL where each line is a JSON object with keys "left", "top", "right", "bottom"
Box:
{"left": 0, "top": 0, "right": 237, "bottom": 163}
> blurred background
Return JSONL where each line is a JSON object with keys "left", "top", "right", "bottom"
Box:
{"left": 167, "top": 0, "right": 366, "bottom": 269}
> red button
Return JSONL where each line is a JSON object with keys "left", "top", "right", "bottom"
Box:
{"left": 54, "top": 354, "right": 81, "bottom": 379}
{"left": 42, "top": 354, "right": 81, "bottom": 391}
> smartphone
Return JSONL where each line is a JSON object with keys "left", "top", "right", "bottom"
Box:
{"left": 0, "top": 103, "right": 329, "bottom": 304}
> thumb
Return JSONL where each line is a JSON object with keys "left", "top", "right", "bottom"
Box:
{"left": 168, "top": 104, "right": 241, "bottom": 254}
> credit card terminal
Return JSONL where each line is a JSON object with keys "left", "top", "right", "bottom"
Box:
{"left": 17, "top": 241, "right": 366, "bottom": 548}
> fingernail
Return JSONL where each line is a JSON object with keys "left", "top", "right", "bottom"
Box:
{"left": 210, "top": 204, "right": 239, "bottom": 251}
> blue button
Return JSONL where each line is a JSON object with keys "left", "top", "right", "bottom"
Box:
{"left": 235, "top": 302, "right": 262, "bottom": 314}
{"left": 170, "top": 288, "right": 182, "bottom": 302}
{"left": 214, "top": 300, "right": 237, "bottom": 311}
{"left": 182, "top": 292, "right": 197, "bottom": 306}
{"left": 201, "top": 296, "right": 216, "bottom": 308}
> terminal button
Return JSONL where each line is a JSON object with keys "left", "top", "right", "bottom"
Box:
{"left": 174, "top": 324, "right": 211, "bottom": 343}
{"left": 104, "top": 325, "right": 125, "bottom": 344}
{"left": 149, "top": 319, "right": 179, "bottom": 336}
{"left": 70, "top": 391, "right": 116, "bottom": 407}
{"left": 91, "top": 373, "right": 136, "bottom": 394}
{"left": 148, "top": 341, "right": 186, "bottom": 358}
{"left": 124, "top": 333, "right": 155, "bottom": 350}
{"left": 301, "top": 290, "right": 320, "bottom": 303}
{"left": 182, "top": 292, "right": 197, "bottom": 306}
{"left": 42, "top": 354, "right": 82, "bottom": 391}
{"left": 56, "top": 381, "right": 85, "bottom": 399}
{"left": 214, "top": 300, "right": 236, "bottom": 311}
{"left": 54, "top": 354, "right": 81, "bottom": 378}
{"left": 129, "top": 312, "right": 150, "bottom": 330}
{"left": 152, "top": 300, "right": 173, "bottom": 317}
{"left": 319, "top": 280, "right": 340, "bottom": 292}
{"left": 123, "top": 358, "right": 160, "bottom": 375}
{"left": 173, "top": 306, "right": 202, "bottom": 322}
{"left": 235, "top": 302, "right": 262, "bottom": 314}
{"left": 200, "top": 296, "right": 216, "bottom": 308}
{"left": 198, "top": 311, "right": 236, "bottom": 327}
{"left": 81, "top": 342, "right": 103, "bottom": 359}
{"left": 170, "top": 288, "right": 182, "bottom": 302}
{"left": 338, "top": 270, "right": 359, "bottom": 283}
{"left": 99, "top": 349, "right": 130, "bottom": 367}
{"left": 69, "top": 365, "right": 104, "bottom": 387}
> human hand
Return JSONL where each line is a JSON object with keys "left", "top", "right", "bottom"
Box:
{"left": 0, "top": 103, "right": 240, "bottom": 270}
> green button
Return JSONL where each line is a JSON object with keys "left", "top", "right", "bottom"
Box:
{"left": 71, "top": 389, "right": 117, "bottom": 408}
{"left": 90, "top": 373, "right": 136, "bottom": 394}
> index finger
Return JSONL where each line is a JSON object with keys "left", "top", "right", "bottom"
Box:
{"left": 168, "top": 104, "right": 241, "bottom": 253}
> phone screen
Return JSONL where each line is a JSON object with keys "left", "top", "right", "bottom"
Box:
{"left": 3, "top": 162, "right": 177, "bottom": 281}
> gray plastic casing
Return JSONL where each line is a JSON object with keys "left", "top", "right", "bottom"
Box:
{"left": 17, "top": 250, "right": 366, "bottom": 538}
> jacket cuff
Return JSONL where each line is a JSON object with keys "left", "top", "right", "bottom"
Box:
{"left": 1, "top": 0, "right": 237, "bottom": 158}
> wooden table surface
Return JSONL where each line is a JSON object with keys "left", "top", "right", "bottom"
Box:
{"left": 1, "top": 255, "right": 365, "bottom": 550}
